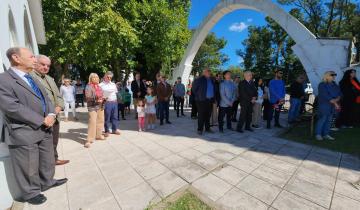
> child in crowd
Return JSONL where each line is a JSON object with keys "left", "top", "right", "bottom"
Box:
{"left": 145, "top": 87, "right": 157, "bottom": 130}
{"left": 122, "top": 88, "right": 132, "bottom": 114}
{"left": 137, "top": 99, "right": 146, "bottom": 132}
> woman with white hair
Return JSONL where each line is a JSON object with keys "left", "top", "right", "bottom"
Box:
{"left": 315, "top": 71, "right": 342, "bottom": 141}
{"left": 60, "top": 78, "right": 77, "bottom": 121}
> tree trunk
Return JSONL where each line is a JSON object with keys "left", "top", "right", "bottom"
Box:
{"left": 325, "top": 0, "right": 336, "bottom": 36}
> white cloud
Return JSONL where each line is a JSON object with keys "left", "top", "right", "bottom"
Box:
{"left": 229, "top": 22, "right": 248, "bottom": 32}
{"left": 238, "top": 57, "right": 244, "bottom": 64}
{"left": 247, "top": 18, "right": 253, "bottom": 22}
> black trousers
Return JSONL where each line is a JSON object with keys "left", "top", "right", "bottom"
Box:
{"left": 196, "top": 100, "right": 212, "bottom": 131}
{"left": 218, "top": 106, "right": 233, "bottom": 130}
{"left": 118, "top": 103, "right": 125, "bottom": 119}
{"left": 75, "top": 94, "right": 84, "bottom": 107}
{"left": 267, "top": 104, "right": 282, "bottom": 126}
{"left": 237, "top": 103, "right": 253, "bottom": 130}
{"left": 8, "top": 133, "right": 55, "bottom": 200}
{"left": 232, "top": 100, "right": 239, "bottom": 120}
{"left": 191, "top": 100, "right": 198, "bottom": 117}
{"left": 52, "top": 121, "right": 60, "bottom": 160}
{"left": 175, "top": 96, "right": 184, "bottom": 116}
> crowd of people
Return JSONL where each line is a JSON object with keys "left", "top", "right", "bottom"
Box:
{"left": 0, "top": 46, "right": 359, "bottom": 205}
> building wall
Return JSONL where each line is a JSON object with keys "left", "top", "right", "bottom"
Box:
{"left": 0, "top": 0, "right": 38, "bottom": 71}
{"left": 0, "top": 1, "right": 40, "bottom": 209}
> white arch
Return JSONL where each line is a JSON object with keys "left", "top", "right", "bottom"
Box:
{"left": 24, "top": 7, "right": 35, "bottom": 52}
{"left": 174, "top": 0, "right": 350, "bottom": 93}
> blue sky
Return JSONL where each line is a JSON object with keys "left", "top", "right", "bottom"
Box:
{"left": 188, "top": 0, "right": 290, "bottom": 68}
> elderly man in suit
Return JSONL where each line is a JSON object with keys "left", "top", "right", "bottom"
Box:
{"left": 31, "top": 54, "right": 69, "bottom": 165}
{"left": 0, "top": 47, "right": 67, "bottom": 205}
{"left": 236, "top": 71, "right": 258, "bottom": 133}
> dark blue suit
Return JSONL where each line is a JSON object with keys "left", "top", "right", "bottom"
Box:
{"left": 192, "top": 76, "right": 215, "bottom": 132}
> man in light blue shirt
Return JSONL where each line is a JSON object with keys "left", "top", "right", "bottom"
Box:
{"left": 174, "top": 77, "right": 186, "bottom": 117}
{"left": 218, "top": 71, "right": 236, "bottom": 132}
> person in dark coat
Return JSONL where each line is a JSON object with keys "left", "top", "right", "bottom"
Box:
{"left": 192, "top": 69, "right": 215, "bottom": 135}
{"left": 131, "top": 72, "right": 147, "bottom": 119}
{"left": 288, "top": 75, "right": 306, "bottom": 123}
{"left": 338, "top": 69, "right": 360, "bottom": 128}
{"left": 236, "top": 71, "right": 258, "bottom": 132}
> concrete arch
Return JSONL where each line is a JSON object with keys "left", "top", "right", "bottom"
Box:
{"left": 24, "top": 6, "right": 36, "bottom": 52}
{"left": 174, "top": 0, "right": 350, "bottom": 93}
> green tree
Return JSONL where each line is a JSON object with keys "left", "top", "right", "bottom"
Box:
{"left": 191, "top": 32, "right": 229, "bottom": 75}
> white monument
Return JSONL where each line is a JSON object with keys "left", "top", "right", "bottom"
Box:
{"left": 0, "top": 0, "right": 46, "bottom": 209}
{"left": 174, "top": 0, "right": 351, "bottom": 93}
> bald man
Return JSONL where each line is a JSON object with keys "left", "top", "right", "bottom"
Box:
{"left": 0, "top": 47, "right": 67, "bottom": 205}
{"left": 31, "top": 55, "right": 69, "bottom": 165}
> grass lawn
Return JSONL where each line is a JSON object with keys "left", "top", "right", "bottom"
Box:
{"left": 146, "top": 192, "right": 212, "bottom": 210}
{"left": 280, "top": 122, "right": 360, "bottom": 156}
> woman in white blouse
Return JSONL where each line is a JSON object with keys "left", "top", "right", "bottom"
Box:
{"left": 60, "top": 78, "right": 78, "bottom": 121}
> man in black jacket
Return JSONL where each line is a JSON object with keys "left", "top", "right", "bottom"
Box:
{"left": 131, "top": 72, "right": 146, "bottom": 118}
{"left": 192, "top": 69, "right": 215, "bottom": 135}
{"left": 288, "top": 75, "right": 305, "bottom": 123}
{"left": 237, "top": 71, "right": 258, "bottom": 132}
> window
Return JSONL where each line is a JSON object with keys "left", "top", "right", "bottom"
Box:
{"left": 8, "top": 10, "right": 18, "bottom": 47}
{"left": 24, "top": 8, "right": 34, "bottom": 52}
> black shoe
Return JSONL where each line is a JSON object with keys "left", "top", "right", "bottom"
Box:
{"left": 231, "top": 119, "right": 237, "bottom": 122}
{"left": 177, "top": 115, "right": 180, "bottom": 118}
{"left": 42, "top": 178, "right": 68, "bottom": 192}
{"left": 160, "top": 121, "right": 164, "bottom": 125}
{"left": 245, "top": 128, "right": 254, "bottom": 132}
{"left": 122, "top": 118, "right": 126, "bottom": 120}
{"left": 181, "top": 114, "right": 186, "bottom": 116}
{"left": 197, "top": 130, "right": 203, "bottom": 135}
{"left": 274, "top": 124, "right": 283, "bottom": 128}
{"left": 26, "top": 194, "right": 47, "bottom": 205}
{"left": 236, "top": 129, "right": 244, "bottom": 133}
{"left": 205, "top": 129, "right": 214, "bottom": 133}
{"left": 166, "top": 121, "right": 172, "bottom": 124}
{"left": 219, "top": 128, "right": 224, "bottom": 133}
{"left": 252, "top": 125, "right": 260, "bottom": 129}
{"left": 227, "top": 127, "right": 234, "bottom": 131}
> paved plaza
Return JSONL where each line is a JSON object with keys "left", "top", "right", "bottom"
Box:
{"left": 22, "top": 108, "right": 360, "bottom": 210}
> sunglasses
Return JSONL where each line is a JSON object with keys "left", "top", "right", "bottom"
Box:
{"left": 331, "top": 74, "right": 337, "bottom": 77}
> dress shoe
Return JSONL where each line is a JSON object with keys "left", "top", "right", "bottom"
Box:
{"left": 181, "top": 113, "right": 186, "bottom": 116}
{"left": 42, "top": 178, "right": 68, "bottom": 192}
{"left": 160, "top": 121, "right": 164, "bottom": 125}
{"left": 197, "top": 130, "right": 203, "bottom": 135}
{"left": 166, "top": 121, "right": 172, "bottom": 124}
{"left": 56, "top": 159, "right": 70, "bottom": 165}
{"left": 26, "top": 194, "right": 47, "bottom": 205}
{"left": 113, "top": 130, "right": 121, "bottom": 135}
{"left": 245, "top": 128, "right": 254, "bottom": 132}
{"left": 104, "top": 132, "right": 110, "bottom": 137}
{"left": 236, "top": 129, "right": 244, "bottom": 133}
{"left": 205, "top": 129, "right": 214, "bottom": 133}
{"left": 274, "top": 124, "right": 283, "bottom": 128}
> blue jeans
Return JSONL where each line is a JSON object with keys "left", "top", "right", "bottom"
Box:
{"left": 288, "top": 98, "right": 301, "bottom": 122}
{"left": 159, "top": 101, "right": 169, "bottom": 122}
{"left": 315, "top": 113, "right": 332, "bottom": 136}
{"left": 104, "top": 101, "right": 119, "bottom": 132}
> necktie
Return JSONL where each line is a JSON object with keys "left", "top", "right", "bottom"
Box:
{"left": 24, "top": 74, "right": 47, "bottom": 114}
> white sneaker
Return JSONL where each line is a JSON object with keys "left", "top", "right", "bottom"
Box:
{"left": 139, "top": 129, "right": 142, "bottom": 132}
{"left": 324, "top": 135, "right": 335, "bottom": 140}
{"left": 330, "top": 127, "right": 339, "bottom": 131}
{"left": 315, "top": 135, "right": 323, "bottom": 141}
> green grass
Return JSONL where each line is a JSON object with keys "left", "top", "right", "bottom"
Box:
{"left": 280, "top": 122, "right": 360, "bottom": 155}
{"left": 146, "top": 192, "right": 212, "bottom": 210}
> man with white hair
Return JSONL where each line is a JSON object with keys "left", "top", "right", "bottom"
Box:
{"left": 32, "top": 54, "right": 69, "bottom": 165}
{"left": 100, "top": 71, "right": 121, "bottom": 136}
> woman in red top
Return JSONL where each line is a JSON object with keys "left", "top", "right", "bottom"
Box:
{"left": 338, "top": 69, "right": 360, "bottom": 128}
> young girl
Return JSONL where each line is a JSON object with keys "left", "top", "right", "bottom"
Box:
{"left": 137, "top": 100, "right": 146, "bottom": 132}
{"left": 145, "top": 87, "right": 157, "bottom": 129}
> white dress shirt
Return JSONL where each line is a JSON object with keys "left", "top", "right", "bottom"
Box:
{"left": 100, "top": 81, "right": 118, "bottom": 101}
{"left": 11, "top": 67, "right": 31, "bottom": 87}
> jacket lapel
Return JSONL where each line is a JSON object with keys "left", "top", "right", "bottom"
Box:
{"left": 7, "top": 68, "right": 41, "bottom": 99}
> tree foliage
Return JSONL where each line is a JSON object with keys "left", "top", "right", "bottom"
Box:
{"left": 40, "top": 0, "right": 191, "bottom": 81}
{"left": 191, "top": 32, "right": 229, "bottom": 75}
